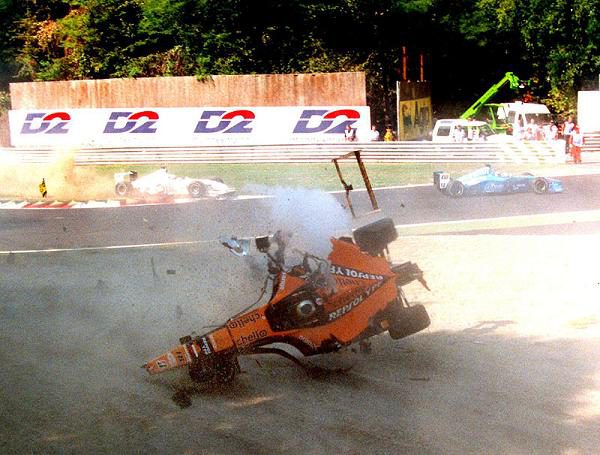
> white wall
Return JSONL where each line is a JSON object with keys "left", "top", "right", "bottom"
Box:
{"left": 577, "top": 91, "right": 600, "bottom": 132}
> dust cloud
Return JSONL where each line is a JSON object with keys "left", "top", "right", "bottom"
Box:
{"left": 0, "top": 149, "right": 114, "bottom": 200}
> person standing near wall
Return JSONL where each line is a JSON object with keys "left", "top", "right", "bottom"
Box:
{"left": 383, "top": 126, "right": 395, "bottom": 142}
{"left": 562, "top": 115, "right": 575, "bottom": 155}
{"left": 368, "top": 125, "right": 380, "bottom": 141}
{"left": 571, "top": 126, "right": 584, "bottom": 164}
{"left": 344, "top": 124, "right": 357, "bottom": 142}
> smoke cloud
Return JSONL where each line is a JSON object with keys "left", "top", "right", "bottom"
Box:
{"left": 247, "top": 185, "right": 353, "bottom": 259}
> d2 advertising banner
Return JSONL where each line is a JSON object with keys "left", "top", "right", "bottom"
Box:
{"left": 9, "top": 106, "right": 371, "bottom": 148}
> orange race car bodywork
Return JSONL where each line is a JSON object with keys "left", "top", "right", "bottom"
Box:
{"left": 144, "top": 218, "right": 431, "bottom": 386}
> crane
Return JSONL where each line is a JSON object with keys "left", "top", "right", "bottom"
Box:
{"left": 460, "top": 72, "right": 524, "bottom": 120}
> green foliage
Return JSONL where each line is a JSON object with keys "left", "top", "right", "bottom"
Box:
{"left": 0, "top": 90, "right": 10, "bottom": 112}
{"left": 0, "top": 0, "right": 598, "bottom": 116}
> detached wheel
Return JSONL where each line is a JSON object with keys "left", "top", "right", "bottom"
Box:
{"left": 388, "top": 304, "right": 431, "bottom": 340}
{"left": 188, "top": 181, "right": 206, "bottom": 198}
{"left": 533, "top": 177, "right": 548, "bottom": 194}
{"left": 447, "top": 180, "right": 465, "bottom": 198}
{"left": 115, "top": 182, "right": 130, "bottom": 196}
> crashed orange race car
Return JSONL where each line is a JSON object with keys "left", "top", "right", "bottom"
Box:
{"left": 144, "top": 218, "right": 431, "bottom": 387}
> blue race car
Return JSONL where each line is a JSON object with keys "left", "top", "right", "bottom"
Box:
{"left": 433, "top": 165, "right": 564, "bottom": 197}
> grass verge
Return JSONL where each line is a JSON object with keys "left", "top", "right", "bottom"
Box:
{"left": 88, "top": 162, "right": 562, "bottom": 192}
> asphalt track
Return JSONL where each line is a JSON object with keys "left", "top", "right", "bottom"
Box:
{"left": 1, "top": 173, "right": 599, "bottom": 253}
{"left": 2, "top": 172, "right": 600, "bottom": 454}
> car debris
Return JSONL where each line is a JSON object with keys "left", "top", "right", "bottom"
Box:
{"left": 143, "top": 218, "right": 432, "bottom": 392}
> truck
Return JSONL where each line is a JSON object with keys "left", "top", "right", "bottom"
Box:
{"left": 460, "top": 72, "right": 551, "bottom": 134}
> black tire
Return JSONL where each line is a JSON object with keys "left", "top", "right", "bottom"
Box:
{"left": 533, "top": 177, "right": 548, "bottom": 194}
{"left": 388, "top": 304, "right": 431, "bottom": 340}
{"left": 214, "top": 359, "right": 238, "bottom": 384}
{"left": 447, "top": 180, "right": 465, "bottom": 198}
{"left": 188, "top": 181, "right": 206, "bottom": 198}
{"left": 115, "top": 182, "right": 130, "bottom": 196}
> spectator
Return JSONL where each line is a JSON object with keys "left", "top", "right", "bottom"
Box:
{"left": 512, "top": 118, "right": 524, "bottom": 140}
{"left": 453, "top": 125, "right": 465, "bottom": 143}
{"left": 344, "top": 124, "right": 357, "bottom": 142}
{"left": 562, "top": 115, "right": 575, "bottom": 154}
{"left": 543, "top": 121, "right": 558, "bottom": 141}
{"left": 383, "top": 126, "right": 395, "bottom": 142}
{"left": 527, "top": 118, "right": 541, "bottom": 140}
{"left": 571, "top": 126, "right": 584, "bottom": 164}
{"left": 524, "top": 127, "right": 535, "bottom": 141}
{"left": 368, "top": 125, "right": 380, "bottom": 141}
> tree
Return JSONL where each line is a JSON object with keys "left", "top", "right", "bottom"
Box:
{"left": 2, "top": 0, "right": 598, "bottom": 117}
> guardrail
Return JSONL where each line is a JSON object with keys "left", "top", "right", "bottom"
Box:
{"left": 0, "top": 140, "right": 565, "bottom": 165}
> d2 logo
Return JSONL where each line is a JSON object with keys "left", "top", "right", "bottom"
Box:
{"left": 194, "top": 110, "right": 255, "bottom": 134}
{"left": 293, "top": 109, "right": 360, "bottom": 134}
{"left": 103, "top": 111, "right": 159, "bottom": 134}
{"left": 20, "top": 112, "right": 71, "bottom": 134}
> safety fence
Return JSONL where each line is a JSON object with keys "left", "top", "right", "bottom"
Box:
{"left": 0, "top": 140, "right": 566, "bottom": 165}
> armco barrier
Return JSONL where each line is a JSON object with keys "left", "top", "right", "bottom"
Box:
{"left": 0, "top": 140, "right": 565, "bottom": 165}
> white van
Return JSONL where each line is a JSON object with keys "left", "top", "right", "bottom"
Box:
{"left": 496, "top": 102, "right": 552, "bottom": 130}
{"left": 431, "top": 119, "right": 511, "bottom": 143}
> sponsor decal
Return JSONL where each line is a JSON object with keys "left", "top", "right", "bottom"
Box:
{"left": 327, "top": 281, "right": 384, "bottom": 322}
{"left": 194, "top": 109, "right": 255, "bottom": 134}
{"left": 20, "top": 112, "right": 71, "bottom": 134}
{"left": 227, "top": 311, "right": 262, "bottom": 329}
{"left": 330, "top": 265, "right": 384, "bottom": 281}
{"left": 236, "top": 330, "right": 268, "bottom": 346}
{"left": 200, "top": 337, "right": 212, "bottom": 355}
{"left": 278, "top": 272, "right": 287, "bottom": 292}
{"left": 336, "top": 277, "right": 363, "bottom": 288}
{"left": 103, "top": 110, "right": 159, "bottom": 134}
{"left": 292, "top": 109, "right": 360, "bottom": 134}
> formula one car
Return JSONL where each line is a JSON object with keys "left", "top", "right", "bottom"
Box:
{"left": 433, "top": 165, "right": 564, "bottom": 197}
{"left": 114, "top": 168, "right": 235, "bottom": 198}
{"left": 144, "top": 218, "right": 432, "bottom": 389}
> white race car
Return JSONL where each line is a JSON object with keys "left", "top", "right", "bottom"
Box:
{"left": 114, "top": 168, "right": 235, "bottom": 198}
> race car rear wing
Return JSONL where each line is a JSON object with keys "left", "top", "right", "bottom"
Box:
{"left": 433, "top": 171, "right": 450, "bottom": 190}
